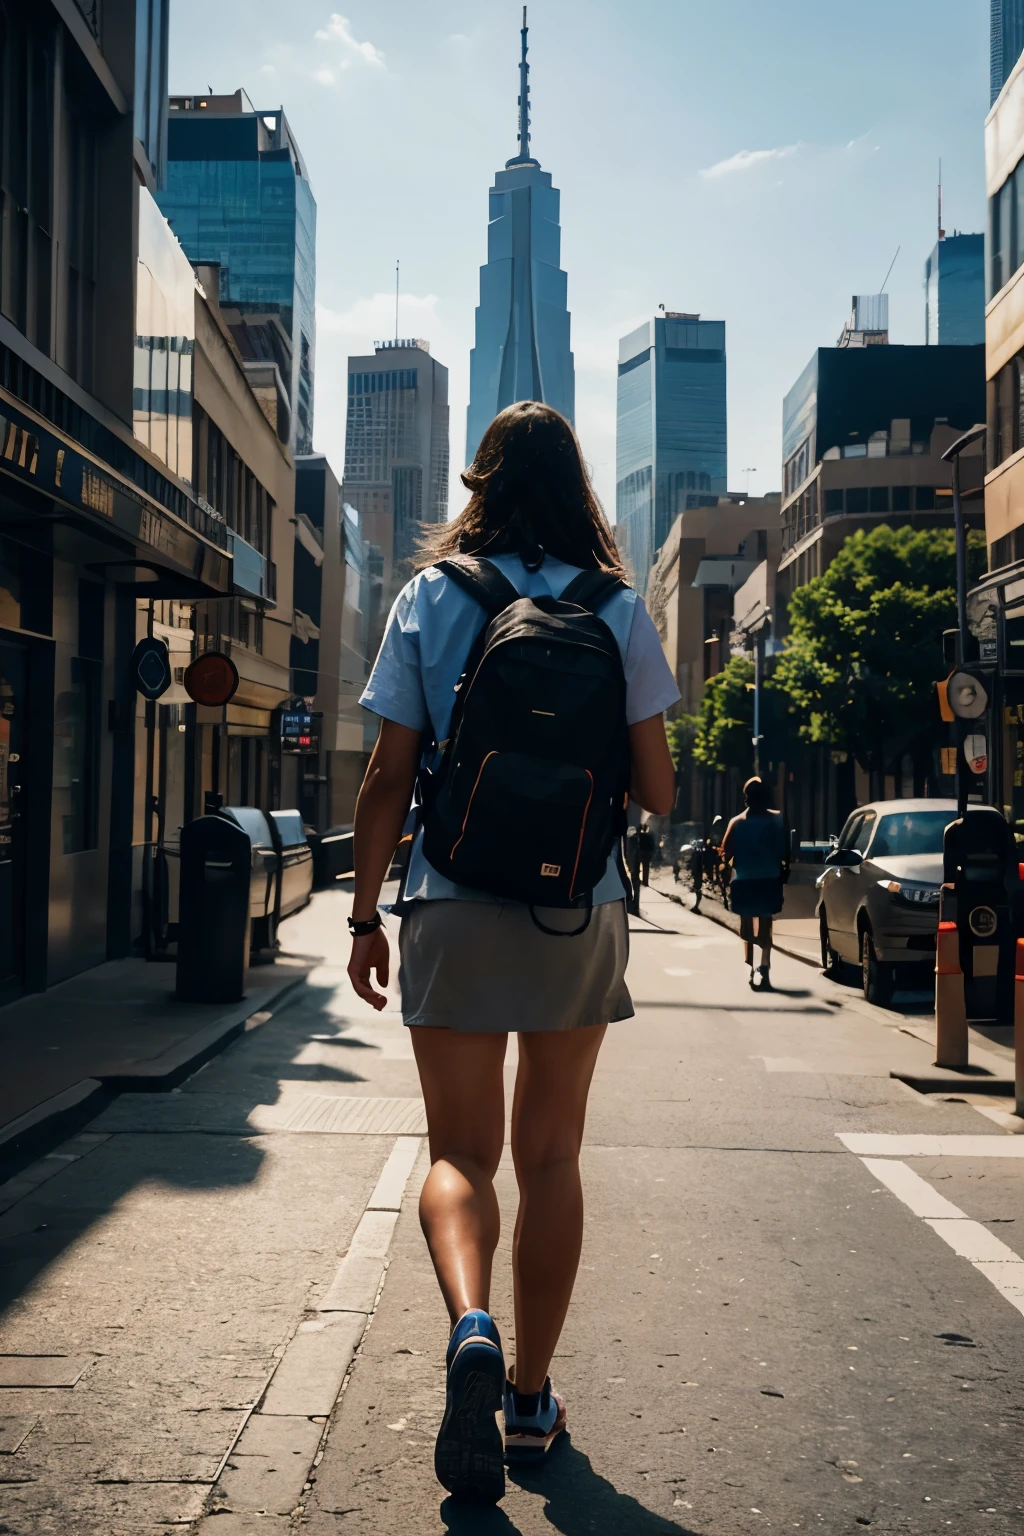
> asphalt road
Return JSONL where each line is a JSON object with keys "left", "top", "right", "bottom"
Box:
{"left": 0, "top": 887, "right": 1023, "bottom": 1535}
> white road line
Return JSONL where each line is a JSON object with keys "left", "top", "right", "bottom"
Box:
{"left": 851, "top": 1152, "right": 1024, "bottom": 1323}
{"left": 860, "top": 1157, "right": 966, "bottom": 1218}
{"left": 839, "top": 1133, "right": 1024, "bottom": 1157}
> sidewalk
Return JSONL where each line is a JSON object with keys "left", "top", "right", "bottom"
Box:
{"left": 0, "top": 950, "right": 310, "bottom": 1174}
{"left": 651, "top": 865, "right": 821, "bottom": 965}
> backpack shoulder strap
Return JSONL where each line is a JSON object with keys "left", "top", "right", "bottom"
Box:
{"left": 559, "top": 569, "right": 627, "bottom": 614}
{"left": 436, "top": 556, "right": 522, "bottom": 620}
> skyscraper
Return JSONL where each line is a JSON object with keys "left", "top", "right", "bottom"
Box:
{"left": 924, "top": 234, "right": 985, "bottom": 345}
{"left": 342, "top": 339, "right": 449, "bottom": 634}
{"left": 991, "top": 1, "right": 1024, "bottom": 104}
{"left": 615, "top": 314, "right": 728, "bottom": 592}
{"left": 157, "top": 91, "right": 317, "bottom": 455}
{"left": 466, "top": 9, "right": 574, "bottom": 464}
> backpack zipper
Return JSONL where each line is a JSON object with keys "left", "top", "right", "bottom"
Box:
{"left": 449, "top": 750, "right": 498, "bottom": 860}
{"left": 569, "top": 769, "right": 595, "bottom": 899}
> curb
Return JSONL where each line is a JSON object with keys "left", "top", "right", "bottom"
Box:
{"left": 0, "top": 971, "right": 308, "bottom": 1182}
{"left": 891, "top": 1069, "right": 1016, "bottom": 1096}
{"left": 653, "top": 880, "right": 820, "bottom": 969}
{"left": 0, "top": 1079, "right": 111, "bottom": 1182}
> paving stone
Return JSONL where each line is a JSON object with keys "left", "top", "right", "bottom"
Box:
{"left": 0, "top": 1414, "right": 36, "bottom": 1453}
{"left": 0, "top": 1355, "right": 91, "bottom": 1387}
{"left": 213, "top": 1411, "right": 322, "bottom": 1514}
{"left": 259, "top": 1312, "right": 366, "bottom": 1417}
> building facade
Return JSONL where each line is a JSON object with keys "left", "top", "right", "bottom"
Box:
{"left": 342, "top": 339, "right": 449, "bottom": 637}
{"left": 466, "top": 14, "right": 574, "bottom": 464}
{"left": 616, "top": 314, "right": 728, "bottom": 593}
{"left": 992, "top": 0, "right": 1024, "bottom": 105}
{"left": 157, "top": 91, "right": 316, "bottom": 457}
{"left": 925, "top": 234, "right": 985, "bottom": 346}
{"left": 0, "top": 1, "right": 241, "bottom": 996}
{"left": 777, "top": 338, "right": 985, "bottom": 610}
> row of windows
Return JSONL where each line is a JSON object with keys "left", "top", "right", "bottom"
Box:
{"left": 348, "top": 369, "right": 417, "bottom": 395}
{"left": 783, "top": 482, "right": 944, "bottom": 550}
{"left": 192, "top": 402, "right": 273, "bottom": 556}
{"left": 989, "top": 153, "right": 1024, "bottom": 299}
{"left": 988, "top": 347, "right": 1024, "bottom": 470}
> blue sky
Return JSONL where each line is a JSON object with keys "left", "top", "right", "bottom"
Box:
{"left": 169, "top": 0, "right": 990, "bottom": 515}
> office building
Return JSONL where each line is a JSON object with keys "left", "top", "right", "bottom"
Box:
{"left": 777, "top": 322, "right": 985, "bottom": 609}
{"left": 0, "top": 1, "right": 241, "bottom": 994}
{"left": 466, "top": 11, "right": 574, "bottom": 464}
{"left": 342, "top": 339, "right": 449, "bottom": 630}
{"left": 992, "top": 0, "right": 1024, "bottom": 105}
{"left": 925, "top": 234, "right": 985, "bottom": 345}
{"left": 158, "top": 91, "right": 317, "bottom": 456}
{"left": 615, "top": 314, "right": 727, "bottom": 593}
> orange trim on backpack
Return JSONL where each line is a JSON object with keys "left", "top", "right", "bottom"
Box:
{"left": 449, "top": 751, "right": 498, "bottom": 860}
{"left": 568, "top": 769, "right": 595, "bottom": 900}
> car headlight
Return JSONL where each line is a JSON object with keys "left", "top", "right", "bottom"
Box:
{"left": 876, "top": 880, "right": 940, "bottom": 905}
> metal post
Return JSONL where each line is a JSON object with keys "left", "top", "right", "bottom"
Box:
{"left": 752, "top": 631, "right": 763, "bottom": 778}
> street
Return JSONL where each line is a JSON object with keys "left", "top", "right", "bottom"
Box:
{"left": 2, "top": 885, "right": 1023, "bottom": 1535}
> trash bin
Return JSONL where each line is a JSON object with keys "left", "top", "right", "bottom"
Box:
{"left": 220, "top": 807, "right": 280, "bottom": 955}
{"left": 176, "top": 815, "right": 252, "bottom": 1003}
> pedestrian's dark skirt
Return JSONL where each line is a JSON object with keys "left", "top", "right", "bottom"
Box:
{"left": 728, "top": 877, "right": 784, "bottom": 917}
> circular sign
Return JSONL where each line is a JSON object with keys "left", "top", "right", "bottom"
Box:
{"left": 183, "top": 652, "right": 239, "bottom": 707}
{"left": 130, "top": 637, "right": 171, "bottom": 701}
{"left": 968, "top": 905, "right": 998, "bottom": 938}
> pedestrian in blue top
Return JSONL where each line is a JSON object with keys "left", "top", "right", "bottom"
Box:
{"left": 721, "top": 776, "right": 790, "bottom": 990}
{"left": 346, "top": 401, "right": 679, "bottom": 1504}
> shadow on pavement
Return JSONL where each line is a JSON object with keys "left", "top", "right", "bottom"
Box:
{"left": 439, "top": 1442, "right": 700, "bottom": 1535}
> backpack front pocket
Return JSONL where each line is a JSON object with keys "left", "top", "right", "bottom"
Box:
{"left": 443, "top": 751, "right": 595, "bottom": 906}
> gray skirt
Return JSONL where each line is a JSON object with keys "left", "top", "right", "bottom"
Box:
{"left": 398, "top": 899, "right": 634, "bottom": 1033}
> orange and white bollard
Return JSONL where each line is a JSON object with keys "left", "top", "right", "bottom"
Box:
{"left": 1016, "top": 939, "right": 1024, "bottom": 1118}
{"left": 935, "top": 884, "right": 968, "bottom": 1070}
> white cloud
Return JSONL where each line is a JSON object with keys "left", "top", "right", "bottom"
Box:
{"left": 314, "top": 13, "right": 386, "bottom": 69}
{"left": 699, "top": 144, "right": 798, "bottom": 179}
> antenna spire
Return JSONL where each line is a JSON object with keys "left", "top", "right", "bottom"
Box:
{"left": 508, "top": 7, "right": 538, "bottom": 166}
{"left": 938, "top": 157, "right": 944, "bottom": 241}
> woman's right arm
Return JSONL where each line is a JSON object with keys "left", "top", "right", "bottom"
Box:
{"left": 629, "top": 714, "right": 676, "bottom": 816}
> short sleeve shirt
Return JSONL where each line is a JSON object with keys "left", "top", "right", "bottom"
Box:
{"left": 360, "top": 552, "right": 681, "bottom": 904}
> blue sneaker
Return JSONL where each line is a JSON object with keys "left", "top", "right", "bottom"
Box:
{"left": 503, "top": 1374, "right": 567, "bottom": 1463}
{"left": 434, "top": 1309, "right": 506, "bottom": 1502}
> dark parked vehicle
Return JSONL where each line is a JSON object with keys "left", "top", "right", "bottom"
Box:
{"left": 817, "top": 799, "right": 959, "bottom": 1005}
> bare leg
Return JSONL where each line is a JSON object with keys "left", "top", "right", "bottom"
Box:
{"left": 740, "top": 915, "right": 754, "bottom": 968}
{"left": 758, "top": 916, "right": 774, "bottom": 969}
{"left": 409, "top": 1028, "right": 508, "bottom": 1325}
{"left": 510, "top": 1024, "right": 607, "bottom": 1394}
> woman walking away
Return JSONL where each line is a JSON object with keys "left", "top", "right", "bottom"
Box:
{"left": 347, "top": 401, "right": 679, "bottom": 1504}
{"left": 721, "top": 776, "right": 789, "bottom": 990}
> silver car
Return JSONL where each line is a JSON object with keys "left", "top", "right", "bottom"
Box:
{"left": 816, "top": 798, "right": 957, "bottom": 1005}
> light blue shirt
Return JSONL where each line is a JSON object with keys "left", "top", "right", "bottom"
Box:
{"left": 360, "top": 553, "right": 681, "bottom": 905}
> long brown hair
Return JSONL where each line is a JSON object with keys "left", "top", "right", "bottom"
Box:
{"left": 418, "top": 400, "right": 626, "bottom": 578}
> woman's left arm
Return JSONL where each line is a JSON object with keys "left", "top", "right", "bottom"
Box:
{"left": 347, "top": 719, "right": 421, "bottom": 1010}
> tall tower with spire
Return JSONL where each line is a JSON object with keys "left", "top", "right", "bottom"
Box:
{"left": 465, "top": 9, "right": 575, "bottom": 464}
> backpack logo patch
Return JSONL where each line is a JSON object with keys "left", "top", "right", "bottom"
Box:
{"left": 540, "top": 863, "right": 561, "bottom": 878}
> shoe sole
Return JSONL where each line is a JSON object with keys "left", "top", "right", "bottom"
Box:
{"left": 504, "top": 1424, "right": 566, "bottom": 1464}
{"left": 435, "top": 1341, "right": 505, "bottom": 1503}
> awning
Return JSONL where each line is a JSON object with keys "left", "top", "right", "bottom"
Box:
{"left": 0, "top": 386, "right": 231, "bottom": 597}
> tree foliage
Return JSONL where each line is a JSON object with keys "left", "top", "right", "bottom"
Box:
{"left": 692, "top": 655, "right": 756, "bottom": 772}
{"left": 767, "top": 524, "right": 986, "bottom": 765}
{"left": 665, "top": 714, "right": 698, "bottom": 770}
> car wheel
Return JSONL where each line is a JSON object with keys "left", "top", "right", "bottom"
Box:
{"left": 820, "top": 911, "right": 844, "bottom": 981}
{"left": 861, "top": 927, "right": 893, "bottom": 1007}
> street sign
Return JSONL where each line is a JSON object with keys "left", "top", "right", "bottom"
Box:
{"left": 184, "top": 652, "right": 239, "bottom": 708}
{"left": 130, "top": 637, "right": 171, "bottom": 700}
{"left": 280, "top": 709, "right": 322, "bottom": 756}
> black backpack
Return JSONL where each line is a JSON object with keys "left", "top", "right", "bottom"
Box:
{"left": 419, "top": 556, "right": 631, "bottom": 934}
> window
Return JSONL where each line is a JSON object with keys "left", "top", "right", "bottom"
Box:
{"left": 851, "top": 813, "right": 876, "bottom": 853}
{"left": 869, "top": 487, "right": 889, "bottom": 512}
{"left": 869, "top": 811, "right": 951, "bottom": 858}
{"left": 824, "top": 488, "right": 843, "bottom": 515}
{"left": 914, "top": 486, "right": 936, "bottom": 510}
{"left": 846, "top": 487, "right": 868, "bottom": 514}
{"left": 891, "top": 486, "right": 911, "bottom": 512}
{"left": 0, "top": 7, "right": 54, "bottom": 352}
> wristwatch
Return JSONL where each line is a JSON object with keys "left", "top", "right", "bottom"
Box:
{"left": 347, "top": 912, "right": 383, "bottom": 937}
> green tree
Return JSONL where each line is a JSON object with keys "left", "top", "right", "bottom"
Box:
{"left": 665, "top": 713, "right": 698, "bottom": 770}
{"left": 692, "top": 655, "right": 756, "bottom": 772}
{"left": 768, "top": 524, "right": 986, "bottom": 768}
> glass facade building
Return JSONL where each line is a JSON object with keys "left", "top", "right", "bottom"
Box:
{"left": 615, "top": 315, "right": 727, "bottom": 592}
{"left": 992, "top": 0, "right": 1024, "bottom": 105}
{"left": 157, "top": 96, "right": 316, "bottom": 455}
{"left": 466, "top": 16, "right": 574, "bottom": 464}
{"left": 924, "top": 234, "right": 984, "bottom": 345}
